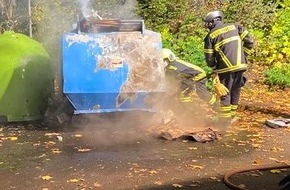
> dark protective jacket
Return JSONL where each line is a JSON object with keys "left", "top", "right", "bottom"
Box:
{"left": 204, "top": 21, "right": 254, "bottom": 74}
{"left": 165, "top": 58, "right": 216, "bottom": 105}
{"left": 165, "top": 58, "right": 206, "bottom": 84}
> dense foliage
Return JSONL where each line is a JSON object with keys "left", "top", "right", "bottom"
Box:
{"left": 136, "top": 0, "right": 209, "bottom": 70}
{"left": 136, "top": 0, "right": 290, "bottom": 87}
{"left": 1, "top": 0, "right": 290, "bottom": 88}
{"left": 31, "top": 0, "right": 79, "bottom": 89}
{"left": 0, "top": 0, "right": 30, "bottom": 33}
{"left": 265, "top": 64, "right": 290, "bottom": 88}
{"left": 90, "top": 0, "right": 138, "bottom": 19}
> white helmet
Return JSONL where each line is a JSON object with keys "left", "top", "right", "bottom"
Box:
{"left": 162, "top": 48, "right": 176, "bottom": 62}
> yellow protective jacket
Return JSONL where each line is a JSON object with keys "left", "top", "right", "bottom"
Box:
{"left": 204, "top": 21, "right": 254, "bottom": 74}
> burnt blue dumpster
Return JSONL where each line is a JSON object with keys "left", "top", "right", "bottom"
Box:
{"left": 62, "top": 20, "right": 166, "bottom": 114}
{"left": 0, "top": 31, "right": 53, "bottom": 122}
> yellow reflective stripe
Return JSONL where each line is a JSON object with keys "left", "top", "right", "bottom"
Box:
{"left": 180, "top": 96, "right": 192, "bottom": 102}
{"left": 204, "top": 49, "right": 214, "bottom": 53}
{"left": 219, "top": 106, "right": 231, "bottom": 112}
{"left": 181, "top": 88, "right": 189, "bottom": 94}
{"left": 177, "top": 59, "right": 197, "bottom": 68}
{"left": 231, "top": 105, "right": 238, "bottom": 118}
{"left": 214, "top": 36, "right": 241, "bottom": 68}
{"left": 218, "top": 112, "right": 232, "bottom": 118}
{"left": 240, "top": 30, "right": 249, "bottom": 40}
{"left": 231, "top": 105, "right": 238, "bottom": 110}
{"left": 217, "top": 64, "right": 247, "bottom": 73}
{"left": 237, "top": 37, "right": 242, "bottom": 66}
{"left": 243, "top": 47, "right": 253, "bottom": 54}
{"left": 181, "top": 100, "right": 192, "bottom": 103}
{"left": 210, "top": 25, "right": 236, "bottom": 39}
{"left": 208, "top": 95, "right": 216, "bottom": 105}
{"left": 168, "top": 65, "right": 177, "bottom": 70}
{"left": 215, "top": 48, "right": 232, "bottom": 68}
{"left": 177, "top": 60, "right": 205, "bottom": 73}
{"left": 193, "top": 72, "right": 207, "bottom": 81}
{"left": 176, "top": 59, "right": 206, "bottom": 78}
{"left": 231, "top": 111, "right": 237, "bottom": 118}
{"left": 215, "top": 36, "right": 240, "bottom": 48}
{"left": 218, "top": 105, "right": 232, "bottom": 118}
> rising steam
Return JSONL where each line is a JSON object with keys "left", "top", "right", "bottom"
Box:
{"left": 78, "top": 0, "right": 140, "bottom": 20}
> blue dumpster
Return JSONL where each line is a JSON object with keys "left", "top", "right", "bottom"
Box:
{"left": 62, "top": 20, "right": 166, "bottom": 114}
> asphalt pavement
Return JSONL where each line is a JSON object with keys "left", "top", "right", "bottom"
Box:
{"left": 0, "top": 109, "right": 290, "bottom": 190}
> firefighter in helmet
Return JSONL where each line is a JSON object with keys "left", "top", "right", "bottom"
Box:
{"left": 162, "top": 48, "right": 217, "bottom": 109}
{"left": 203, "top": 11, "right": 254, "bottom": 128}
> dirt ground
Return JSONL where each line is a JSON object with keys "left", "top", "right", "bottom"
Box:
{"left": 0, "top": 64, "right": 290, "bottom": 190}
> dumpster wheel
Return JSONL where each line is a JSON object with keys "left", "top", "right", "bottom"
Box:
{"left": 223, "top": 164, "right": 290, "bottom": 190}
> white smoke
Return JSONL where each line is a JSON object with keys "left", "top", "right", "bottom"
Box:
{"left": 80, "top": 0, "right": 90, "bottom": 13}
{"left": 78, "top": 0, "right": 140, "bottom": 20}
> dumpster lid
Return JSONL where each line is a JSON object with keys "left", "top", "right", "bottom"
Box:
{"left": 89, "top": 20, "right": 145, "bottom": 34}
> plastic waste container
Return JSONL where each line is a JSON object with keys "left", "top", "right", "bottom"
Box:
{"left": 0, "top": 31, "right": 53, "bottom": 122}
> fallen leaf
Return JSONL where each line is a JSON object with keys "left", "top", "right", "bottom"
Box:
{"left": 57, "top": 136, "right": 63, "bottom": 142}
{"left": 77, "top": 148, "right": 92, "bottom": 152}
{"left": 172, "top": 183, "right": 183, "bottom": 188}
{"left": 154, "top": 181, "right": 162, "bottom": 185}
{"left": 271, "top": 147, "right": 284, "bottom": 152}
{"left": 149, "top": 170, "right": 158, "bottom": 174}
{"left": 189, "top": 165, "right": 204, "bottom": 170}
{"left": 252, "top": 159, "right": 262, "bottom": 165}
{"left": 252, "top": 144, "right": 261, "bottom": 149}
{"left": 46, "top": 141, "right": 56, "bottom": 145}
{"left": 41, "top": 175, "right": 53, "bottom": 181}
{"left": 210, "top": 177, "right": 221, "bottom": 182}
{"left": 67, "top": 179, "right": 79, "bottom": 183}
{"left": 269, "top": 157, "right": 289, "bottom": 164}
{"left": 51, "top": 148, "right": 62, "bottom": 154}
{"left": 8, "top": 137, "right": 18, "bottom": 141}
{"left": 38, "top": 154, "right": 46, "bottom": 158}
{"left": 270, "top": 169, "right": 282, "bottom": 174}
{"left": 238, "top": 184, "right": 246, "bottom": 189}
{"left": 93, "top": 182, "right": 102, "bottom": 187}
{"left": 250, "top": 173, "right": 261, "bottom": 177}
{"left": 45, "top": 133, "right": 61, "bottom": 136}
{"left": 189, "top": 181, "right": 201, "bottom": 187}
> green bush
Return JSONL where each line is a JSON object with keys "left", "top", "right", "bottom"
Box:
{"left": 265, "top": 64, "right": 290, "bottom": 88}
{"left": 135, "top": 0, "right": 290, "bottom": 88}
{"left": 262, "top": 6, "right": 290, "bottom": 66}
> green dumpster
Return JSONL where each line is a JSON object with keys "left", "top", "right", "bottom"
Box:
{"left": 0, "top": 31, "right": 53, "bottom": 122}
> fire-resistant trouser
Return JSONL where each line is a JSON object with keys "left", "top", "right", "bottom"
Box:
{"left": 195, "top": 78, "right": 216, "bottom": 105}
{"left": 217, "top": 71, "right": 246, "bottom": 120}
{"left": 179, "top": 78, "right": 216, "bottom": 106}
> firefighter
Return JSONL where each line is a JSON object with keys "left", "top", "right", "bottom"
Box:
{"left": 162, "top": 48, "right": 217, "bottom": 109}
{"left": 203, "top": 11, "right": 254, "bottom": 127}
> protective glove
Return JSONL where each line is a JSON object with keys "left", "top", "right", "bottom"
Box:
{"left": 212, "top": 73, "right": 229, "bottom": 97}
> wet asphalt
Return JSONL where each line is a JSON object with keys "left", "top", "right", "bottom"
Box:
{"left": 0, "top": 111, "right": 290, "bottom": 190}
